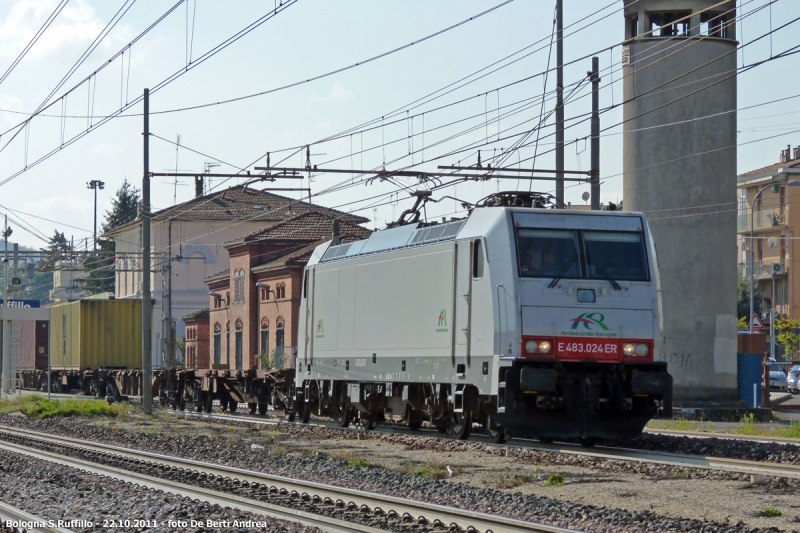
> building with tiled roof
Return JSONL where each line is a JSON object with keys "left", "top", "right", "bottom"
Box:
{"left": 183, "top": 308, "right": 210, "bottom": 369}
{"left": 104, "top": 183, "right": 367, "bottom": 368}
{"left": 205, "top": 213, "right": 372, "bottom": 371}
{"left": 737, "top": 144, "right": 800, "bottom": 327}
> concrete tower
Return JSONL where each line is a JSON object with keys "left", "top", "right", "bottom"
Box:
{"left": 622, "top": 1, "right": 738, "bottom": 401}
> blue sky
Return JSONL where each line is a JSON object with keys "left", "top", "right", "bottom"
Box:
{"left": 0, "top": 0, "right": 797, "bottom": 248}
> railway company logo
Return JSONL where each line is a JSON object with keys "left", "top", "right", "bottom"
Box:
{"left": 570, "top": 313, "right": 609, "bottom": 331}
{"left": 316, "top": 319, "right": 324, "bottom": 338}
{"left": 436, "top": 309, "right": 448, "bottom": 333}
{"left": 561, "top": 312, "right": 616, "bottom": 338}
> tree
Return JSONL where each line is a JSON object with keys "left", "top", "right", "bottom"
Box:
{"left": 84, "top": 179, "right": 140, "bottom": 294}
{"left": 737, "top": 272, "right": 763, "bottom": 324}
{"left": 44, "top": 230, "right": 68, "bottom": 253}
{"left": 775, "top": 317, "right": 800, "bottom": 360}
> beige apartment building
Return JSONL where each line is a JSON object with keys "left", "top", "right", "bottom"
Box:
{"left": 737, "top": 145, "right": 800, "bottom": 322}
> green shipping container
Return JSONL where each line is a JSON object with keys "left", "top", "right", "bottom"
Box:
{"left": 49, "top": 300, "right": 142, "bottom": 370}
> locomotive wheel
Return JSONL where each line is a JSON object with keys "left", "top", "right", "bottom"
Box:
{"left": 406, "top": 408, "right": 423, "bottom": 431}
{"left": 248, "top": 402, "right": 257, "bottom": 415}
{"left": 448, "top": 411, "right": 472, "bottom": 440}
{"left": 579, "top": 437, "right": 597, "bottom": 448}
{"left": 332, "top": 404, "right": 353, "bottom": 428}
{"left": 229, "top": 399, "right": 238, "bottom": 413}
{"left": 358, "top": 414, "right": 376, "bottom": 431}
{"left": 286, "top": 404, "right": 297, "bottom": 422}
{"left": 539, "top": 437, "right": 554, "bottom": 444}
{"left": 258, "top": 403, "right": 268, "bottom": 415}
{"left": 300, "top": 402, "right": 311, "bottom": 424}
{"left": 484, "top": 415, "right": 507, "bottom": 444}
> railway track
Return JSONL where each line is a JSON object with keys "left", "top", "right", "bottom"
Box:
{"left": 0, "top": 501, "right": 74, "bottom": 533}
{"left": 0, "top": 425, "right": 578, "bottom": 533}
{"left": 173, "top": 409, "right": 800, "bottom": 480}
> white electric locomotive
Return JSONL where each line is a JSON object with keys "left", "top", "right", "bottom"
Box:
{"left": 294, "top": 199, "right": 672, "bottom": 442}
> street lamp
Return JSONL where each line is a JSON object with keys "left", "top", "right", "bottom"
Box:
{"left": 749, "top": 179, "right": 800, "bottom": 333}
{"left": 86, "top": 180, "right": 105, "bottom": 252}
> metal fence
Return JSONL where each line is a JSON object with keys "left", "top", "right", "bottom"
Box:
{"left": 765, "top": 361, "right": 800, "bottom": 410}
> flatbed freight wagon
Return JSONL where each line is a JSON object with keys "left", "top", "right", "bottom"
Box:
{"left": 20, "top": 299, "right": 143, "bottom": 395}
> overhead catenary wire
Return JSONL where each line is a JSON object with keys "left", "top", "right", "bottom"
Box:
{"left": 0, "top": 0, "right": 70, "bottom": 87}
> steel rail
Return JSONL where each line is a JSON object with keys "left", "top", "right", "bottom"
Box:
{"left": 0, "top": 438, "right": 375, "bottom": 533}
{"left": 172, "top": 410, "right": 800, "bottom": 480}
{"left": 0, "top": 425, "right": 580, "bottom": 533}
{"left": 643, "top": 427, "right": 800, "bottom": 445}
{"left": 0, "top": 501, "right": 74, "bottom": 533}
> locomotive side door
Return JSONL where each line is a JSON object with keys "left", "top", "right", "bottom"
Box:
{"left": 453, "top": 240, "right": 472, "bottom": 370}
{"left": 303, "top": 266, "right": 315, "bottom": 369}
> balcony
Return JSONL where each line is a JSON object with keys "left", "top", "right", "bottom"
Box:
{"left": 738, "top": 259, "right": 789, "bottom": 280}
{"left": 738, "top": 208, "right": 787, "bottom": 233}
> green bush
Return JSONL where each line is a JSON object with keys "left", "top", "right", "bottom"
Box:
{"left": 4, "top": 395, "right": 126, "bottom": 419}
{"left": 545, "top": 473, "right": 565, "bottom": 487}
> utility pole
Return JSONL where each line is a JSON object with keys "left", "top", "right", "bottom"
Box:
{"left": 555, "top": 0, "right": 565, "bottom": 209}
{"left": 142, "top": 88, "right": 152, "bottom": 415}
{"left": 87, "top": 180, "right": 105, "bottom": 252}
{"left": 590, "top": 57, "right": 600, "bottom": 210}
{"left": 0, "top": 216, "right": 7, "bottom": 398}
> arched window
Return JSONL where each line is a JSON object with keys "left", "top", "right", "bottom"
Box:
{"left": 234, "top": 319, "right": 243, "bottom": 370}
{"left": 275, "top": 320, "right": 285, "bottom": 368}
{"left": 213, "top": 323, "right": 221, "bottom": 365}
{"left": 233, "top": 270, "right": 246, "bottom": 303}
{"left": 225, "top": 321, "right": 230, "bottom": 367}
{"left": 260, "top": 319, "right": 269, "bottom": 361}
{"left": 225, "top": 292, "right": 230, "bottom": 306}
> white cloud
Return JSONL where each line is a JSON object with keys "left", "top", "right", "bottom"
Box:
{"left": 23, "top": 194, "right": 97, "bottom": 238}
{"left": 91, "top": 142, "right": 122, "bottom": 157}
{"left": 311, "top": 83, "right": 354, "bottom": 103}
{"left": 0, "top": 0, "right": 128, "bottom": 62}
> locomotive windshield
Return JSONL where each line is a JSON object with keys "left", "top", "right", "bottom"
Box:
{"left": 584, "top": 231, "right": 649, "bottom": 281}
{"left": 516, "top": 228, "right": 649, "bottom": 281}
{"left": 517, "top": 229, "right": 580, "bottom": 278}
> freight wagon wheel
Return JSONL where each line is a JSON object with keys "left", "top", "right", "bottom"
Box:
{"left": 219, "top": 397, "right": 229, "bottom": 411}
{"left": 406, "top": 408, "right": 423, "bottom": 431}
{"left": 484, "top": 415, "right": 507, "bottom": 444}
{"left": 204, "top": 394, "right": 213, "bottom": 413}
{"left": 229, "top": 400, "right": 238, "bottom": 413}
{"left": 300, "top": 402, "right": 311, "bottom": 424}
{"left": 579, "top": 437, "right": 596, "bottom": 448}
{"left": 50, "top": 380, "right": 61, "bottom": 393}
{"left": 248, "top": 402, "right": 257, "bottom": 415}
{"left": 286, "top": 404, "right": 297, "bottom": 422}
{"left": 448, "top": 411, "right": 472, "bottom": 440}
{"left": 258, "top": 403, "right": 267, "bottom": 416}
{"left": 332, "top": 404, "right": 353, "bottom": 428}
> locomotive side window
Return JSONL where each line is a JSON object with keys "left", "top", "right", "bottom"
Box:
{"left": 584, "top": 231, "right": 649, "bottom": 282}
{"left": 472, "top": 239, "right": 484, "bottom": 279}
{"left": 517, "top": 229, "right": 580, "bottom": 279}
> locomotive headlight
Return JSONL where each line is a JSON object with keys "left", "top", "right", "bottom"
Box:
{"left": 622, "top": 343, "right": 635, "bottom": 356}
{"left": 537, "top": 341, "right": 552, "bottom": 354}
{"left": 635, "top": 343, "right": 649, "bottom": 356}
{"left": 525, "top": 340, "right": 538, "bottom": 354}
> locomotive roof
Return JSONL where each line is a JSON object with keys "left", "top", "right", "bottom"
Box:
{"left": 310, "top": 207, "right": 647, "bottom": 266}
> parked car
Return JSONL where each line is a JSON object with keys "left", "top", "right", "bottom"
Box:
{"left": 788, "top": 365, "right": 800, "bottom": 394}
{"left": 769, "top": 369, "right": 788, "bottom": 392}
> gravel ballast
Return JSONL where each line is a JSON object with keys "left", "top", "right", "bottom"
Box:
{"left": 0, "top": 446, "right": 319, "bottom": 533}
{"left": 1, "top": 412, "right": 799, "bottom": 533}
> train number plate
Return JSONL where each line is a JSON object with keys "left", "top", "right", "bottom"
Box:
{"left": 556, "top": 338, "right": 619, "bottom": 359}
